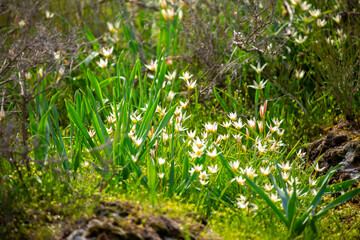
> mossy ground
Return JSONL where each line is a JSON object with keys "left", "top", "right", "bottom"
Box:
{"left": 2, "top": 190, "right": 360, "bottom": 240}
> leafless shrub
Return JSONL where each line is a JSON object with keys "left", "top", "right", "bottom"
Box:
{"left": 180, "top": 0, "right": 285, "bottom": 101}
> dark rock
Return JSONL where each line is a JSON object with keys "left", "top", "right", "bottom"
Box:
{"left": 306, "top": 121, "right": 360, "bottom": 182}
{"left": 62, "top": 201, "right": 217, "bottom": 240}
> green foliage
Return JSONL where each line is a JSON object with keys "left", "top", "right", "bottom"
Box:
{"left": 1, "top": 0, "right": 360, "bottom": 239}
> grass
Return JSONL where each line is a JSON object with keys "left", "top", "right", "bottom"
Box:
{"left": 1, "top": 0, "right": 360, "bottom": 239}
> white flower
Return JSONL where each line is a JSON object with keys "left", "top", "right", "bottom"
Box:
{"left": 288, "top": 177, "right": 301, "bottom": 186}
{"left": 295, "top": 69, "right": 305, "bottom": 79}
{"left": 243, "top": 166, "right": 257, "bottom": 179}
{"left": 233, "top": 176, "right": 246, "bottom": 185}
{"left": 250, "top": 62, "right": 267, "bottom": 74}
{"left": 233, "top": 134, "right": 243, "bottom": 144}
{"left": 272, "top": 118, "right": 284, "bottom": 127}
{"left": 88, "top": 129, "right": 96, "bottom": 138}
{"left": 45, "top": 11, "right": 54, "bottom": 19}
{"left": 229, "top": 160, "right": 240, "bottom": 172}
{"left": 200, "top": 179, "right": 208, "bottom": 185}
{"left": 96, "top": 58, "right": 108, "bottom": 69}
{"left": 260, "top": 166, "right": 271, "bottom": 176}
{"left": 191, "top": 144, "right": 205, "bottom": 157}
{"left": 316, "top": 19, "right": 327, "bottom": 28}
{"left": 134, "top": 136, "right": 142, "bottom": 147}
{"left": 130, "top": 113, "right": 142, "bottom": 123}
{"left": 277, "top": 128, "right": 285, "bottom": 137}
{"left": 193, "top": 137, "right": 205, "bottom": 148}
{"left": 281, "top": 171, "right": 290, "bottom": 182}
{"left": 165, "top": 70, "right": 177, "bottom": 81}
{"left": 221, "top": 121, "right": 232, "bottom": 128}
{"left": 175, "top": 123, "right": 187, "bottom": 133}
{"left": 264, "top": 183, "right": 274, "bottom": 192}
{"left": 206, "top": 148, "right": 221, "bottom": 158}
{"left": 309, "top": 9, "right": 321, "bottom": 18}
{"left": 199, "top": 170, "right": 208, "bottom": 180}
{"left": 194, "top": 164, "right": 203, "bottom": 172}
{"left": 161, "top": 9, "right": 169, "bottom": 20}
{"left": 101, "top": 47, "right": 114, "bottom": 58}
{"left": 54, "top": 51, "right": 61, "bottom": 61}
{"left": 19, "top": 20, "right": 26, "bottom": 28}
{"left": 247, "top": 118, "right": 256, "bottom": 130}
{"left": 158, "top": 173, "right": 165, "bottom": 179}
{"left": 167, "top": 91, "right": 176, "bottom": 102}
{"left": 208, "top": 164, "right": 219, "bottom": 174}
{"left": 25, "top": 72, "right": 32, "bottom": 80}
{"left": 167, "top": 8, "right": 175, "bottom": 20}
{"left": 158, "top": 157, "right": 166, "bottom": 166}
{"left": 106, "top": 127, "right": 113, "bottom": 135}
{"left": 131, "top": 155, "right": 138, "bottom": 162}
{"left": 145, "top": 60, "right": 157, "bottom": 71}
{"left": 221, "top": 134, "right": 229, "bottom": 141}
{"left": 294, "top": 35, "right": 307, "bottom": 44}
{"left": 38, "top": 68, "right": 44, "bottom": 78}
{"left": 227, "top": 112, "right": 237, "bottom": 121}
{"left": 250, "top": 203, "right": 258, "bottom": 212}
{"left": 179, "top": 100, "right": 189, "bottom": 109}
{"left": 269, "top": 193, "right": 280, "bottom": 203}
{"left": 107, "top": 113, "right": 116, "bottom": 124}
{"left": 203, "top": 122, "right": 218, "bottom": 133}
{"left": 187, "top": 130, "right": 196, "bottom": 140}
{"left": 180, "top": 71, "right": 193, "bottom": 82}
{"left": 300, "top": 1, "right": 312, "bottom": 11}
{"left": 248, "top": 80, "right": 268, "bottom": 90}
{"left": 280, "top": 162, "right": 291, "bottom": 172}
{"left": 237, "top": 201, "right": 249, "bottom": 209}
{"left": 309, "top": 177, "right": 317, "bottom": 187}
{"left": 107, "top": 21, "right": 120, "bottom": 33}
{"left": 290, "top": 0, "right": 300, "bottom": 6}
{"left": 332, "top": 14, "right": 341, "bottom": 24}
{"left": 186, "top": 80, "right": 197, "bottom": 90}
{"left": 201, "top": 131, "right": 208, "bottom": 140}
{"left": 257, "top": 121, "right": 264, "bottom": 133}
{"left": 233, "top": 119, "right": 244, "bottom": 130}
{"left": 296, "top": 149, "right": 306, "bottom": 159}
{"left": 314, "top": 163, "right": 325, "bottom": 172}
{"left": 256, "top": 142, "right": 267, "bottom": 155}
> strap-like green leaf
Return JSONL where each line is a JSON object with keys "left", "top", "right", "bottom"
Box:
{"left": 213, "top": 87, "right": 230, "bottom": 112}
{"left": 244, "top": 175, "right": 288, "bottom": 226}
{"left": 315, "top": 188, "right": 360, "bottom": 220}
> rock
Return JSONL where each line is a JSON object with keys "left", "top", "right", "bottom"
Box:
{"left": 306, "top": 121, "right": 360, "bottom": 182}
{"left": 62, "top": 201, "right": 218, "bottom": 240}
{"left": 66, "top": 229, "right": 86, "bottom": 240}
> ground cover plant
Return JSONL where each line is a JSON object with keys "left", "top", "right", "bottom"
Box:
{"left": 1, "top": 0, "right": 360, "bottom": 239}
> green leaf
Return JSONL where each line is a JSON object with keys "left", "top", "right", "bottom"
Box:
{"left": 84, "top": 27, "right": 99, "bottom": 50}
{"left": 214, "top": 87, "right": 230, "bottom": 112}
{"left": 65, "top": 100, "right": 103, "bottom": 167}
{"left": 244, "top": 175, "right": 288, "bottom": 226}
{"left": 308, "top": 164, "right": 343, "bottom": 215}
{"left": 315, "top": 188, "right": 360, "bottom": 220}
{"left": 82, "top": 51, "right": 99, "bottom": 66}
{"left": 287, "top": 182, "right": 298, "bottom": 232}
{"left": 87, "top": 70, "right": 104, "bottom": 108}
{"left": 149, "top": 105, "right": 176, "bottom": 145}
{"left": 99, "top": 76, "right": 117, "bottom": 89}
{"left": 325, "top": 176, "right": 359, "bottom": 194}
{"left": 147, "top": 157, "right": 156, "bottom": 205}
